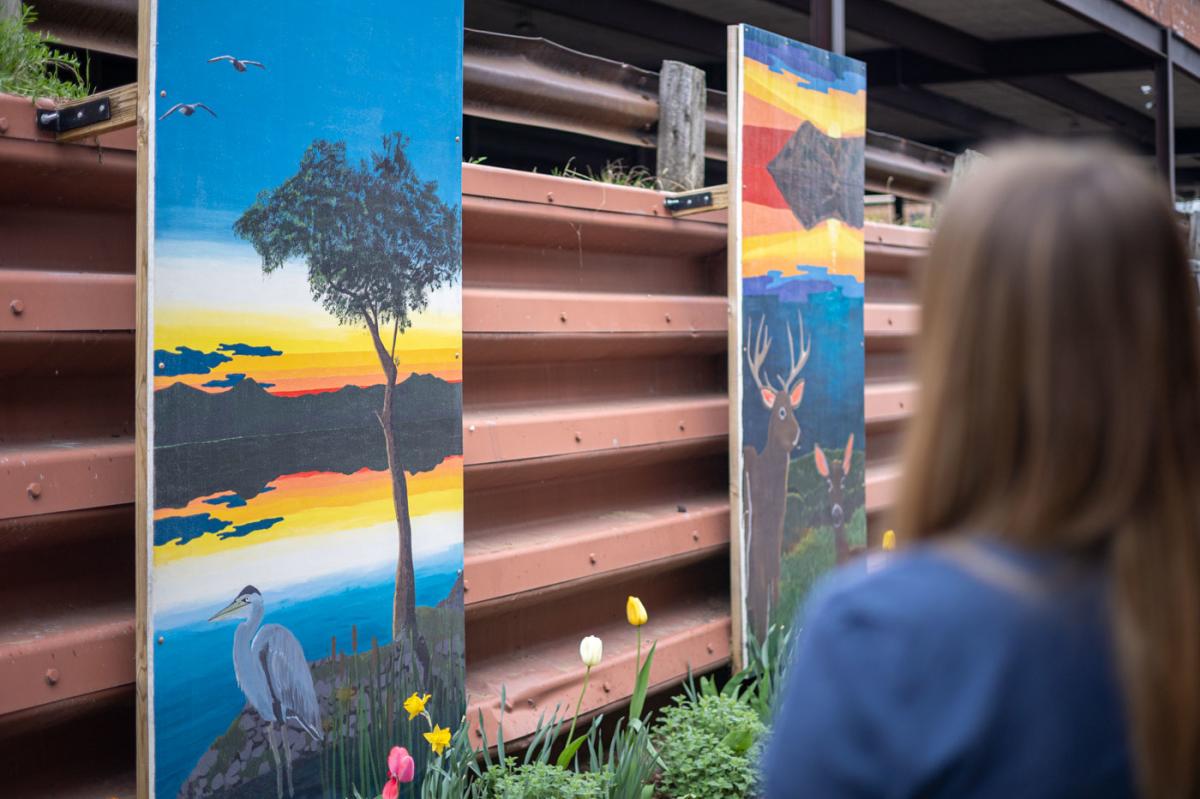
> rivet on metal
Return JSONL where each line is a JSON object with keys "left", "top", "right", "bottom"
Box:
{"left": 157, "top": 635, "right": 165, "bottom": 645}
{"left": 665, "top": 313, "right": 672, "bottom": 323}
{"left": 574, "top": 431, "right": 583, "bottom": 442}
{"left": 468, "top": 424, "right": 476, "bottom": 433}
{"left": 455, "top": 135, "right": 461, "bottom": 142}
{"left": 588, "top": 553, "right": 597, "bottom": 564}
{"left": 547, "top": 192, "right": 554, "bottom": 202}
{"left": 678, "top": 421, "right": 686, "bottom": 431}
{"left": 463, "top": 581, "right": 470, "bottom": 592}
{"left": 602, "top": 682, "right": 611, "bottom": 693}
{"left": 527, "top": 698, "right": 536, "bottom": 707}
{"left": 44, "top": 668, "right": 59, "bottom": 685}
{"left": 455, "top": 351, "right": 461, "bottom": 359}
{"left": 692, "top": 531, "right": 700, "bottom": 542}
{"left": 0, "top": 117, "right": 9, "bottom": 134}
{"left": 159, "top": 90, "right": 167, "bottom": 98}
{"left": 27, "top": 482, "right": 42, "bottom": 499}
{"left": 10, "top": 299, "right": 25, "bottom": 315}
{"left": 706, "top": 643, "right": 714, "bottom": 654}
{"left": 560, "top": 312, "right": 568, "bottom": 322}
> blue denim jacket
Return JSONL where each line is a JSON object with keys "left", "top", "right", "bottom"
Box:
{"left": 761, "top": 538, "right": 1134, "bottom": 798}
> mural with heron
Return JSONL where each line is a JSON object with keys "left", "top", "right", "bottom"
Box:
{"left": 732, "top": 26, "right": 868, "bottom": 645}
{"left": 143, "top": 1, "right": 463, "bottom": 797}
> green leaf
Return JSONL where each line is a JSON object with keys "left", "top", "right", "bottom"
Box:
{"left": 554, "top": 732, "right": 588, "bottom": 769}
{"left": 720, "top": 725, "right": 756, "bottom": 755}
{"left": 628, "top": 641, "right": 657, "bottom": 721}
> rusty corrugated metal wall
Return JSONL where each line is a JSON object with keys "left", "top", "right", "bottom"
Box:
{"left": 0, "top": 64, "right": 932, "bottom": 799}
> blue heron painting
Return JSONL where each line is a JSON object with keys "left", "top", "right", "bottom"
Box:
{"left": 209, "top": 586, "right": 322, "bottom": 799}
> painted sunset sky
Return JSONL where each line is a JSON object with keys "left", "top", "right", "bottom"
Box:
{"left": 153, "top": 0, "right": 462, "bottom": 395}
{"left": 150, "top": 0, "right": 463, "bottom": 621}
{"left": 741, "top": 26, "right": 866, "bottom": 282}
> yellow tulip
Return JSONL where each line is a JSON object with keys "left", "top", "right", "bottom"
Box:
{"left": 626, "top": 596, "right": 648, "bottom": 627}
{"left": 424, "top": 724, "right": 452, "bottom": 756}
{"left": 882, "top": 530, "right": 897, "bottom": 551}
{"left": 404, "top": 692, "right": 431, "bottom": 720}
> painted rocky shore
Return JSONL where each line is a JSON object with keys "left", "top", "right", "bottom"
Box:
{"left": 178, "top": 576, "right": 465, "bottom": 799}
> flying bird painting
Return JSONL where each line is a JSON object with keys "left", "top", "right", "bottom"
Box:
{"left": 142, "top": 0, "right": 465, "bottom": 797}
{"left": 158, "top": 102, "right": 217, "bottom": 121}
{"left": 208, "top": 54, "right": 266, "bottom": 72}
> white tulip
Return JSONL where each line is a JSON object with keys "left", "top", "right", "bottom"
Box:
{"left": 579, "top": 635, "right": 603, "bottom": 668}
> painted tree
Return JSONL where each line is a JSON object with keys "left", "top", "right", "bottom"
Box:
{"left": 234, "top": 133, "right": 459, "bottom": 646}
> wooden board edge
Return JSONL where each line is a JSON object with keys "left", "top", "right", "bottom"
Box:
{"left": 135, "top": 0, "right": 152, "bottom": 796}
{"left": 726, "top": 23, "right": 747, "bottom": 673}
{"left": 55, "top": 83, "right": 139, "bottom": 144}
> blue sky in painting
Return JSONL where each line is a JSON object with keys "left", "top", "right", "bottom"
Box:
{"left": 744, "top": 24, "right": 865, "bottom": 95}
{"left": 154, "top": 0, "right": 463, "bottom": 244}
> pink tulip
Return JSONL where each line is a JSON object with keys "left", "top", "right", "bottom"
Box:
{"left": 382, "top": 746, "right": 415, "bottom": 798}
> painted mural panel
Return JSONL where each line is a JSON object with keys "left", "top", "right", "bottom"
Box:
{"left": 730, "top": 25, "right": 866, "bottom": 645}
{"left": 140, "top": 2, "right": 464, "bottom": 797}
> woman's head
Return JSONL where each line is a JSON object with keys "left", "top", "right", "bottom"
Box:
{"left": 896, "top": 141, "right": 1200, "bottom": 796}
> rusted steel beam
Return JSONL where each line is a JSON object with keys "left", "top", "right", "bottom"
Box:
{"left": 463, "top": 194, "right": 726, "bottom": 255}
{"left": 865, "top": 462, "right": 901, "bottom": 512}
{"left": 466, "top": 495, "right": 729, "bottom": 605}
{"left": 464, "top": 288, "right": 726, "bottom": 334}
{"left": 463, "top": 31, "right": 953, "bottom": 199}
{"left": 467, "top": 607, "right": 730, "bottom": 746}
{"left": 0, "top": 438, "right": 134, "bottom": 519}
{"left": 464, "top": 395, "right": 727, "bottom": 465}
{"left": 864, "top": 302, "right": 920, "bottom": 340}
{"left": 0, "top": 270, "right": 134, "bottom": 332}
{"left": 464, "top": 331, "right": 726, "bottom": 363}
{"left": 865, "top": 381, "right": 916, "bottom": 427}
{"left": 0, "top": 602, "right": 134, "bottom": 716}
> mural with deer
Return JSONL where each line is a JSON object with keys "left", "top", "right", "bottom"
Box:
{"left": 743, "top": 313, "right": 810, "bottom": 640}
{"left": 732, "top": 25, "right": 868, "bottom": 645}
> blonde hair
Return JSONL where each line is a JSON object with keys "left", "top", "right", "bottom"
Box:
{"left": 895, "top": 142, "right": 1200, "bottom": 797}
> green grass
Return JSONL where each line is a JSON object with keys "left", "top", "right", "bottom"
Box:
{"left": 0, "top": 4, "right": 89, "bottom": 100}
{"left": 319, "top": 604, "right": 466, "bottom": 797}
{"left": 771, "top": 507, "right": 867, "bottom": 630}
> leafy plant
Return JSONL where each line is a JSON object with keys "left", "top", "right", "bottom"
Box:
{"left": 420, "top": 714, "right": 485, "bottom": 799}
{"left": 479, "top": 761, "right": 610, "bottom": 799}
{"left": 0, "top": 3, "right": 88, "bottom": 100}
{"left": 684, "top": 622, "right": 793, "bottom": 726}
{"left": 550, "top": 158, "right": 669, "bottom": 191}
{"left": 653, "top": 694, "right": 766, "bottom": 799}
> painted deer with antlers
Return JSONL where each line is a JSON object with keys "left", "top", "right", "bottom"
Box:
{"left": 742, "top": 312, "right": 810, "bottom": 640}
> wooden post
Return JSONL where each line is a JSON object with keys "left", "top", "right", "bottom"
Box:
{"left": 656, "top": 60, "right": 706, "bottom": 192}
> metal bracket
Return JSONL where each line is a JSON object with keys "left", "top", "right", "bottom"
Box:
{"left": 36, "top": 96, "right": 113, "bottom": 134}
{"left": 663, "top": 191, "right": 713, "bottom": 214}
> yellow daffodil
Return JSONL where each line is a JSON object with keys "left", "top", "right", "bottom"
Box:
{"left": 424, "top": 724, "right": 452, "bottom": 756}
{"left": 626, "top": 596, "right": 648, "bottom": 627}
{"left": 882, "top": 530, "right": 897, "bottom": 551}
{"left": 404, "top": 692, "right": 431, "bottom": 721}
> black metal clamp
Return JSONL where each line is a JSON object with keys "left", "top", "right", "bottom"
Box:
{"left": 36, "top": 96, "right": 113, "bottom": 134}
{"left": 663, "top": 191, "right": 714, "bottom": 214}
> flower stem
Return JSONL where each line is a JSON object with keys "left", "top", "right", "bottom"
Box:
{"left": 636, "top": 628, "right": 642, "bottom": 676}
{"left": 565, "top": 665, "right": 591, "bottom": 752}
